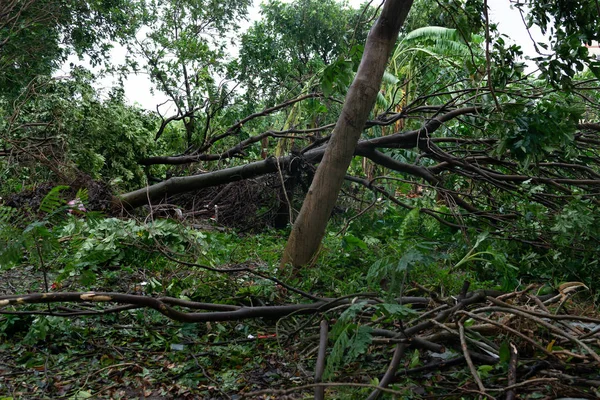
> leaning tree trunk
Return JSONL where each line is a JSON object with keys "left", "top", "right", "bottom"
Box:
{"left": 281, "top": 0, "right": 414, "bottom": 267}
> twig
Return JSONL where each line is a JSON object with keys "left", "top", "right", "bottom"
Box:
{"left": 35, "top": 242, "right": 53, "bottom": 315}
{"left": 275, "top": 156, "right": 294, "bottom": 226}
{"left": 528, "top": 293, "right": 552, "bottom": 314}
{"left": 459, "top": 319, "right": 487, "bottom": 394}
{"left": 489, "top": 378, "right": 560, "bottom": 393}
{"left": 539, "top": 370, "right": 600, "bottom": 387}
{"left": 483, "top": 0, "right": 502, "bottom": 111}
{"left": 477, "top": 304, "right": 600, "bottom": 363}
{"left": 487, "top": 296, "right": 600, "bottom": 324}
{"left": 0, "top": 304, "right": 141, "bottom": 317}
{"left": 459, "top": 280, "right": 471, "bottom": 300}
{"left": 336, "top": 195, "right": 377, "bottom": 236}
{"left": 242, "top": 382, "right": 407, "bottom": 398}
{"left": 581, "top": 324, "right": 600, "bottom": 339}
{"left": 408, "top": 304, "right": 449, "bottom": 325}
{"left": 77, "top": 363, "right": 137, "bottom": 397}
{"left": 457, "top": 310, "right": 555, "bottom": 359}
{"left": 366, "top": 344, "right": 407, "bottom": 400}
{"left": 430, "top": 320, "right": 498, "bottom": 356}
{"left": 497, "top": 284, "right": 536, "bottom": 301}
{"left": 505, "top": 342, "right": 518, "bottom": 400}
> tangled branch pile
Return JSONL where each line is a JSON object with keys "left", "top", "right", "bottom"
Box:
{"left": 2, "top": 281, "right": 598, "bottom": 399}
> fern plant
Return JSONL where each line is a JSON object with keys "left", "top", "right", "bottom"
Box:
{"left": 0, "top": 185, "right": 77, "bottom": 269}
{"left": 0, "top": 205, "right": 27, "bottom": 267}
{"left": 323, "top": 302, "right": 373, "bottom": 380}
{"left": 38, "top": 185, "right": 69, "bottom": 214}
{"left": 367, "top": 208, "right": 438, "bottom": 297}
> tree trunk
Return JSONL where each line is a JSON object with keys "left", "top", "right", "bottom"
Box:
{"left": 116, "top": 153, "right": 320, "bottom": 210}
{"left": 116, "top": 105, "right": 472, "bottom": 210}
{"left": 280, "top": 0, "right": 414, "bottom": 267}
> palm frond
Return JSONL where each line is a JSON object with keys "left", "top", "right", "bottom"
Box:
{"left": 403, "top": 26, "right": 460, "bottom": 43}
{"left": 376, "top": 90, "right": 389, "bottom": 108}
{"left": 382, "top": 70, "right": 399, "bottom": 85}
{"left": 393, "top": 26, "right": 483, "bottom": 63}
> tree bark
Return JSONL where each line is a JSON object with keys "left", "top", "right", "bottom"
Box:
{"left": 280, "top": 0, "right": 414, "bottom": 267}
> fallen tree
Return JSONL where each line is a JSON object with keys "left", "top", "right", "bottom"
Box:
{"left": 116, "top": 86, "right": 600, "bottom": 253}
{"left": 116, "top": 105, "right": 478, "bottom": 210}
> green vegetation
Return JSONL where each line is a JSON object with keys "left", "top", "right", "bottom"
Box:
{"left": 1, "top": 0, "right": 600, "bottom": 398}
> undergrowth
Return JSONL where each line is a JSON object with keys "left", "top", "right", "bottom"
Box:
{"left": 0, "top": 186, "right": 598, "bottom": 398}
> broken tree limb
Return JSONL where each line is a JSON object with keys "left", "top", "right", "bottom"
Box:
{"left": 314, "top": 319, "right": 329, "bottom": 400}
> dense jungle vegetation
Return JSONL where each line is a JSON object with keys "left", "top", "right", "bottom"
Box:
{"left": 1, "top": 0, "right": 600, "bottom": 398}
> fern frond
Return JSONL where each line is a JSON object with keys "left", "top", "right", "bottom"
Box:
{"left": 398, "top": 207, "right": 420, "bottom": 244}
{"left": 323, "top": 328, "right": 350, "bottom": 379}
{"left": 0, "top": 206, "right": 17, "bottom": 225}
{"left": 0, "top": 206, "right": 26, "bottom": 267}
{"left": 324, "top": 309, "right": 373, "bottom": 380}
{"left": 39, "top": 186, "right": 69, "bottom": 214}
{"left": 75, "top": 188, "right": 89, "bottom": 204}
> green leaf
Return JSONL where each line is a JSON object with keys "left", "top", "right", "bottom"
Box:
{"left": 498, "top": 341, "right": 511, "bottom": 364}
{"left": 378, "top": 303, "right": 417, "bottom": 319}
{"left": 477, "top": 364, "right": 494, "bottom": 379}
{"left": 342, "top": 234, "right": 368, "bottom": 251}
{"left": 39, "top": 186, "right": 69, "bottom": 214}
{"left": 409, "top": 349, "right": 421, "bottom": 368}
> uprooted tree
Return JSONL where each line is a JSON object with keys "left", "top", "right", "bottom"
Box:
{"left": 109, "top": 0, "right": 600, "bottom": 273}
{"left": 3, "top": 0, "right": 599, "bottom": 273}
{"left": 2, "top": 0, "right": 600, "bottom": 397}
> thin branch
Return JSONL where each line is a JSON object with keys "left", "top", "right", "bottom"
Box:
{"left": 314, "top": 320, "right": 329, "bottom": 400}
{"left": 459, "top": 319, "right": 488, "bottom": 394}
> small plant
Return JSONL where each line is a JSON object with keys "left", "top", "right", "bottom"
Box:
{"left": 324, "top": 302, "right": 374, "bottom": 380}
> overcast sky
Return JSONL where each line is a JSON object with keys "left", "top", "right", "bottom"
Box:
{"left": 62, "top": 0, "right": 547, "bottom": 111}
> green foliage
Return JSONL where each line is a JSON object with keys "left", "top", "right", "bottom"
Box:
{"left": 402, "top": 0, "right": 482, "bottom": 34}
{"left": 489, "top": 36, "right": 525, "bottom": 87}
{"left": 356, "top": 207, "right": 438, "bottom": 295}
{"left": 321, "top": 57, "right": 355, "bottom": 97}
{"left": 379, "top": 302, "right": 417, "bottom": 318}
{"left": 323, "top": 299, "right": 416, "bottom": 381}
{"left": 0, "top": 186, "right": 68, "bottom": 268}
{"left": 516, "top": 0, "right": 600, "bottom": 86}
{"left": 0, "top": 204, "right": 28, "bottom": 266}
{"left": 1, "top": 186, "right": 204, "bottom": 290}
{"left": 368, "top": 248, "right": 427, "bottom": 295}
{"left": 546, "top": 198, "right": 600, "bottom": 290}
{"left": 0, "top": 72, "right": 159, "bottom": 189}
{"left": 2, "top": 0, "right": 600, "bottom": 396}
{"left": 0, "top": 0, "right": 145, "bottom": 99}
{"left": 56, "top": 217, "right": 201, "bottom": 285}
{"left": 551, "top": 199, "right": 596, "bottom": 242}
{"left": 127, "top": 0, "right": 251, "bottom": 147}
{"left": 324, "top": 302, "right": 373, "bottom": 380}
{"left": 237, "top": 0, "right": 366, "bottom": 102}
{"left": 430, "top": 0, "right": 485, "bottom": 38}
{"left": 496, "top": 94, "right": 584, "bottom": 167}
{"left": 38, "top": 186, "right": 69, "bottom": 215}
{"left": 23, "top": 316, "right": 73, "bottom": 345}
